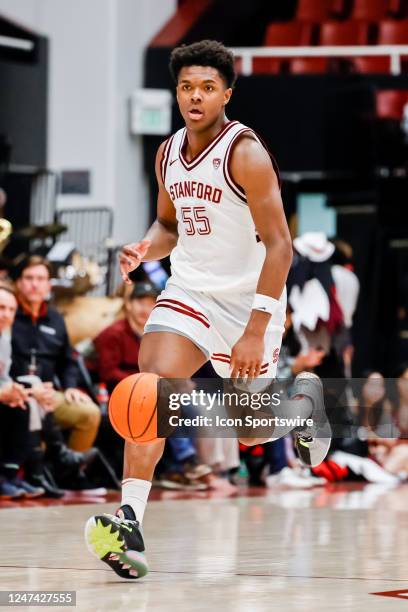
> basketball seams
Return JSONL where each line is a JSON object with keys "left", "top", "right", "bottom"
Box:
{"left": 134, "top": 396, "right": 158, "bottom": 441}
{"left": 128, "top": 373, "right": 159, "bottom": 443}
{"left": 127, "top": 373, "right": 148, "bottom": 441}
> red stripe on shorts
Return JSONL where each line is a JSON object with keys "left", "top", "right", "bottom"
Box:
{"left": 211, "top": 356, "right": 231, "bottom": 364}
{"left": 153, "top": 303, "right": 210, "bottom": 328}
{"left": 157, "top": 298, "right": 210, "bottom": 322}
{"left": 211, "top": 353, "right": 269, "bottom": 369}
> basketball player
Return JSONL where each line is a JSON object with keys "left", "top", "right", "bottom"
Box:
{"left": 85, "top": 40, "right": 331, "bottom": 579}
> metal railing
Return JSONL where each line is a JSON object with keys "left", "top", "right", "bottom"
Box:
{"left": 56, "top": 206, "right": 114, "bottom": 295}
{"left": 30, "top": 171, "right": 59, "bottom": 226}
{"left": 231, "top": 45, "right": 408, "bottom": 75}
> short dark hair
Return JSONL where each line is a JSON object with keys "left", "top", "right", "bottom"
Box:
{"left": 16, "top": 255, "right": 52, "bottom": 279}
{"left": 129, "top": 282, "right": 159, "bottom": 301}
{"left": 169, "top": 40, "right": 236, "bottom": 88}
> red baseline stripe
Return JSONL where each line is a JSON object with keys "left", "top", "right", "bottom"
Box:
{"left": 154, "top": 303, "right": 210, "bottom": 328}
{"left": 157, "top": 298, "right": 210, "bottom": 322}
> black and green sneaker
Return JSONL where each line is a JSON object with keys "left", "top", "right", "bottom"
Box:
{"left": 85, "top": 505, "right": 148, "bottom": 579}
{"left": 291, "top": 372, "right": 332, "bottom": 468}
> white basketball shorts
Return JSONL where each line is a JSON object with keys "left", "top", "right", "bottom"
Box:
{"left": 144, "top": 281, "right": 286, "bottom": 379}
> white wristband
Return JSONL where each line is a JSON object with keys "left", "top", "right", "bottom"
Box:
{"left": 252, "top": 293, "right": 280, "bottom": 317}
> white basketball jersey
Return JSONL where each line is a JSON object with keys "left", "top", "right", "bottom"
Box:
{"left": 161, "top": 120, "right": 274, "bottom": 293}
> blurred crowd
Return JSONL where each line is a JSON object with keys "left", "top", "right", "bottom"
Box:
{"left": 0, "top": 233, "right": 407, "bottom": 501}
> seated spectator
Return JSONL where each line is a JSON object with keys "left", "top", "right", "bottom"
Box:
{"left": 357, "top": 371, "right": 395, "bottom": 438}
{"left": 11, "top": 256, "right": 101, "bottom": 452}
{"left": 393, "top": 363, "right": 408, "bottom": 437}
{"left": 157, "top": 437, "right": 213, "bottom": 490}
{"left": 0, "top": 285, "right": 44, "bottom": 499}
{"left": 369, "top": 364, "right": 408, "bottom": 478}
{"left": 93, "top": 281, "right": 158, "bottom": 392}
{"left": 326, "top": 370, "right": 407, "bottom": 484}
{"left": 277, "top": 309, "right": 325, "bottom": 381}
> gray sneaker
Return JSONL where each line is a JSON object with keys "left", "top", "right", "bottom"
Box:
{"left": 291, "top": 372, "right": 332, "bottom": 467}
{"left": 0, "top": 479, "right": 25, "bottom": 500}
{"left": 9, "top": 477, "right": 44, "bottom": 498}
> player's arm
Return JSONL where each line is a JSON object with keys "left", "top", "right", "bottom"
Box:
{"left": 119, "top": 141, "right": 178, "bottom": 284}
{"left": 229, "top": 136, "right": 293, "bottom": 378}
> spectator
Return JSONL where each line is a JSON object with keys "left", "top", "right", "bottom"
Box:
{"left": 0, "top": 285, "right": 44, "bottom": 499}
{"left": 277, "top": 309, "right": 325, "bottom": 380}
{"left": 357, "top": 371, "right": 395, "bottom": 438}
{"left": 11, "top": 256, "right": 101, "bottom": 452}
{"left": 93, "top": 281, "right": 158, "bottom": 392}
{"left": 366, "top": 364, "right": 408, "bottom": 477}
{"left": 393, "top": 363, "right": 408, "bottom": 437}
{"left": 331, "top": 239, "right": 360, "bottom": 376}
{"left": 157, "top": 436, "right": 213, "bottom": 490}
{"left": 287, "top": 232, "right": 355, "bottom": 378}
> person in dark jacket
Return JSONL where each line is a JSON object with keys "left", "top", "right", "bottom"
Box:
{"left": 0, "top": 284, "right": 45, "bottom": 499}
{"left": 11, "top": 256, "right": 101, "bottom": 452}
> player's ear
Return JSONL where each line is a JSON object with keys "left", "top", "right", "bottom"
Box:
{"left": 223, "top": 88, "right": 233, "bottom": 106}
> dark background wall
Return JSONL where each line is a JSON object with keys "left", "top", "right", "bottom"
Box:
{"left": 0, "top": 16, "right": 48, "bottom": 169}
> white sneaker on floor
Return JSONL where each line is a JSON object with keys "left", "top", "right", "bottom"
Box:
{"left": 266, "top": 467, "right": 325, "bottom": 489}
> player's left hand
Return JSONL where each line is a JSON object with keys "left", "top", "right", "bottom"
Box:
{"left": 230, "top": 332, "right": 264, "bottom": 380}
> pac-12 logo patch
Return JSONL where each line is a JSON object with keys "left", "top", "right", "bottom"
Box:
{"left": 213, "top": 158, "right": 221, "bottom": 170}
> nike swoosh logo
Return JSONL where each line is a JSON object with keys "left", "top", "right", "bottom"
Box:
{"left": 169, "top": 158, "right": 178, "bottom": 166}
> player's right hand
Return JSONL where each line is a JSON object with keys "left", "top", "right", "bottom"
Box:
{"left": 119, "top": 239, "right": 151, "bottom": 284}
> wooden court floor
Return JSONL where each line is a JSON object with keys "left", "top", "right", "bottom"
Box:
{"left": 1, "top": 483, "right": 407, "bottom": 611}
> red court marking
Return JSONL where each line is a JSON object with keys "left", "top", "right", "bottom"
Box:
{"left": 0, "top": 481, "right": 373, "bottom": 509}
{"left": 371, "top": 589, "right": 408, "bottom": 599}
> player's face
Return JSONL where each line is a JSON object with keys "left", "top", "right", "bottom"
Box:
{"left": 176, "top": 66, "right": 232, "bottom": 130}
{"left": 0, "top": 289, "right": 17, "bottom": 331}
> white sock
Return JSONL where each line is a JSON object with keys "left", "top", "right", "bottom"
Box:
{"left": 121, "top": 478, "right": 152, "bottom": 524}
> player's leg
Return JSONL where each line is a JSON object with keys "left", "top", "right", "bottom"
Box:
{"left": 237, "top": 372, "right": 332, "bottom": 467}
{"left": 233, "top": 370, "right": 332, "bottom": 467}
{"left": 121, "top": 330, "right": 207, "bottom": 497}
{"left": 85, "top": 331, "right": 207, "bottom": 580}
{"left": 208, "top": 291, "right": 331, "bottom": 467}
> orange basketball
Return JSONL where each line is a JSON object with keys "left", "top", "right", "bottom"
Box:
{"left": 108, "top": 372, "right": 161, "bottom": 444}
